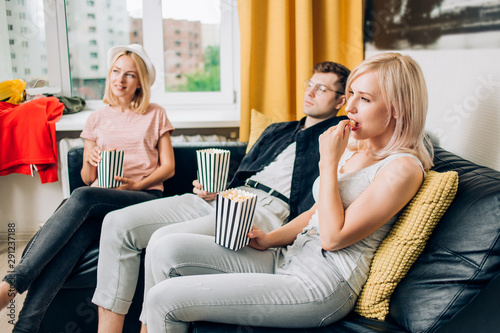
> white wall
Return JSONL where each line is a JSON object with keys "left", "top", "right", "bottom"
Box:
{"left": 0, "top": 173, "right": 63, "bottom": 240}
{"left": 366, "top": 48, "right": 500, "bottom": 172}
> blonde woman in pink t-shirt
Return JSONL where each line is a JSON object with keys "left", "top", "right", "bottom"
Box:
{"left": 0, "top": 44, "right": 175, "bottom": 332}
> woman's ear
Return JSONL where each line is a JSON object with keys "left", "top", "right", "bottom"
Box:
{"left": 336, "top": 95, "right": 347, "bottom": 109}
{"left": 391, "top": 106, "right": 398, "bottom": 119}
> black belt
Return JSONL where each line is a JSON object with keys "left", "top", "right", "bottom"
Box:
{"left": 244, "top": 179, "right": 289, "bottom": 204}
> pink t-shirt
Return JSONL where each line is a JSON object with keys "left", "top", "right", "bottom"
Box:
{"left": 80, "top": 103, "right": 174, "bottom": 191}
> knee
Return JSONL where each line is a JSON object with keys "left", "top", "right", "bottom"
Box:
{"left": 147, "top": 234, "right": 186, "bottom": 271}
{"left": 146, "top": 283, "right": 162, "bottom": 308}
{"left": 146, "top": 280, "right": 184, "bottom": 317}
{"left": 101, "top": 210, "right": 122, "bottom": 234}
{"left": 145, "top": 283, "right": 170, "bottom": 319}
{"left": 148, "top": 227, "right": 165, "bottom": 246}
{"left": 101, "top": 207, "right": 137, "bottom": 240}
{"left": 68, "top": 186, "right": 97, "bottom": 204}
{"left": 147, "top": 233, "right": 177, "bottom": 261}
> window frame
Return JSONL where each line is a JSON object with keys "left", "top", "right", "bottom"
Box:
{"left": 42, "top": 0, "right": 240, "bottom": 115}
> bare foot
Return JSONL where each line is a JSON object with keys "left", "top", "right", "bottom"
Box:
{"left": 0, "top": 281, "right": 17, "bottom": 310}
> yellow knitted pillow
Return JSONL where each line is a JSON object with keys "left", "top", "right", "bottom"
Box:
{"left": 246, "top": 109, "right": 278, "bottom": 153}
{"left": 354, "top": 170, "right": 459, "bottom": 320}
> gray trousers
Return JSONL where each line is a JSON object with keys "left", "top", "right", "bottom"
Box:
{"left": 92, "top": 188, "right": 289, "bottom": 314}
{"left": 141, "top": 228, "right": 356, "bottom": 332}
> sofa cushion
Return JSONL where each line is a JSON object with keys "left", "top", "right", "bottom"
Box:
{"left": 355, "top": 170, "right": 459, "bottom": 320}
{"left": 388, "top": 145, "right": 500, "bottom": 332}
{"left": 246, "top": 109, "right": 278, "bottom": 153}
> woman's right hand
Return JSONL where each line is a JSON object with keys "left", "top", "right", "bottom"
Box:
{"left": 248, "top": 227, "right": 273, "bottom": 251}
{"left": 86, "top": 145, "right": 102, "bottom": 167}
{"left": 192, "top": 179, "right": 217, "bottom": 201}
{"left": 81, "top": 139, "right": 100, "bottom": 185}
{"left": 318, "top": 120, "right": 350, "bottom": 169}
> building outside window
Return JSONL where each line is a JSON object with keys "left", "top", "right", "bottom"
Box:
{"left": 2, "top": 0, "right": 47, "bottom": 86}
{"left": 1, "top": 0, "right": 238, "bottom": 114}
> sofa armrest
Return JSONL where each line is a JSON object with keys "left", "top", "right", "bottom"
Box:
{"left": 67, "top": 146, "right": 86, "bottom": 193}
{"left": 434, "top": 272, "right": 500, "bottom": 333}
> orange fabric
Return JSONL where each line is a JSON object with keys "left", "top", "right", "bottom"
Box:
{"left": 0, "top": 97, "right": 64, "bottom": 183}
{"left": 238, "top": 0, "right": 364, "bottom": 141}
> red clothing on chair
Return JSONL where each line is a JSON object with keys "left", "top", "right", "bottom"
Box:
{"left": 0, "top": 97, "right": 64, "bottom": 183}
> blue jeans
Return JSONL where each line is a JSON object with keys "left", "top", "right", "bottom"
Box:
{"left": 3, "top": 186, "right": 161, "bottom": 333}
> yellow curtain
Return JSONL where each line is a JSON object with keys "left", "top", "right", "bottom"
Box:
{"left": 238, "top": 0, "right": 364, "bottom": 141}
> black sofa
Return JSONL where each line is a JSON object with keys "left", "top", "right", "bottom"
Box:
{"left": 32, "top": 141, "right": 500, "bottom": 333}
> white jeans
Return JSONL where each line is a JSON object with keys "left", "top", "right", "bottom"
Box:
{"left": 141, "top": 229, "right": 356, "bottom": 332}
{"left": 92, "top": 188, "right": 289, "bottom": 314}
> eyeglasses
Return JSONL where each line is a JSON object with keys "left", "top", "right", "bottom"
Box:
{"left": 303, "top": 80, "right": 344, "bottom": 96}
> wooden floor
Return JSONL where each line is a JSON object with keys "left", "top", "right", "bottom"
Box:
{"left": 0, "top": 240, "right": 28, "bottom": 333}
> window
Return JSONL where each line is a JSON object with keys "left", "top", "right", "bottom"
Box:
{"left": 66, "top": 1, "right": 137, "bottom": 99}
{"left": 2, "top": 0, "right": 239, "bottom": 116}
{"left": 157, "top": 1, "right": 225, "bottom": 95}
{"left": 141, "top": 0, "right": 237, "bottom": 106}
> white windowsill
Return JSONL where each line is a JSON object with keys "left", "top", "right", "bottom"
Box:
{"left": 55, "top": 102, "right": 241, "bottom": 131}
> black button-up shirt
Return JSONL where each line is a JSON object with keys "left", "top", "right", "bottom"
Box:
{"left": 228, "top": 115, "right": 347, "bottom": 221}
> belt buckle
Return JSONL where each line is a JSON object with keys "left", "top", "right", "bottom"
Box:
{"left": 245, "top": 179, "right": 259, "bottom": 188}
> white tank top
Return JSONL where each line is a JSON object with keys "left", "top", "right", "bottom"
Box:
{"left": 299, "top": 150, "right": 424, "bottom": 294}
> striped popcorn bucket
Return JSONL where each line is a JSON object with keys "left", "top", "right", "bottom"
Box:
{"left": 97, "top": 150, "right": 124, "bottom": 188}
{"left": 196, "top": 148, "right": 231, "bottom": 193}
{"left": 215, "top": 189, "right": 257, "bottom": 251}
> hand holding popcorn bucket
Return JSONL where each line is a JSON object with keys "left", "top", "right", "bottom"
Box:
{"left": 196, "top": 149, "right": 257, "bottom": 250}
{"left": 215, "top": 189, "right": 257, "bottom": 251}
{"left": 97, "top": 150, "right": 124, "bottom": 188}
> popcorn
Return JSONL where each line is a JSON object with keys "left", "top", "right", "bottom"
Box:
{"left": 215, "top": 188, "right": 257, "bottom": 251}
{"left": 222, "top": 189, "right": 251, "bottom": 202}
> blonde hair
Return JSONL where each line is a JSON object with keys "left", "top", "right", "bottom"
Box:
{"left": 103, "top": 51, "right": 151, "bottom": 114}
{"left": 346, "top": 52, "right": 433, "bottom": 171}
